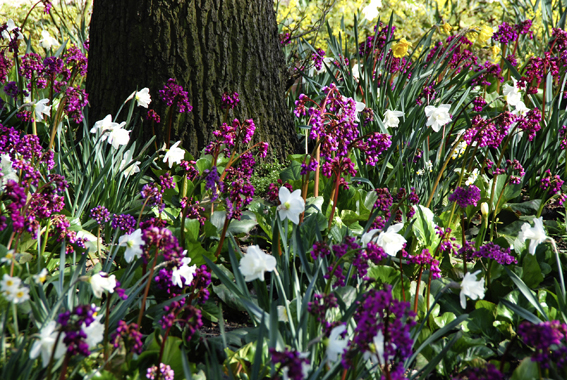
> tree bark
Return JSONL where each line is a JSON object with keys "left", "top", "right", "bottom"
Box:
{"left": 86, "top": 0, "right": 296, "bottom": 157}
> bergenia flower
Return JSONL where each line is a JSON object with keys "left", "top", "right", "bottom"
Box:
{"left": 376, "top": 223, "right": 407, "bottom": 256}
{"left": 118, "top": 229, "right": 145, "bottom": 263}
{"left": 171, "top": 257, "right": 197, "bottom": 287}
{"left": 424, "top": 104, "right": 452, "bottom": 132}
{"left": 163, "top": 141, "right": 185, "bottom": 168}
{"left": 326, "top": 324, "right": 348, "bottom": 364}
{"left": 90, "top": 272, "right": 117, "bottom": 298}
{"left": 29, "top": 321, "right": 66, "bottom": 367}
{"left": 460, "top": 270, "right": 485, "bottom": 309}
{"left": 238, "top": 245, "right": 276, "bottom": 282}
{"left": 382, "top": 110, "right": 405, "bottom": 128}
{"left": 277, "top": 187, "right": 305, "bottom": 225}
{"left": 518, "top": 217, "right": 547, "bottom": 255}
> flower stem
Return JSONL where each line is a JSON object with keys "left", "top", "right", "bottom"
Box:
{"left": 327, "top": 172, "right": 342, "bottom": 230}
{"left": 137, "top": 247, "right": 160, "bottom": 327}
{"left": 215, "top": 216, "right": 230, "bottom": 259}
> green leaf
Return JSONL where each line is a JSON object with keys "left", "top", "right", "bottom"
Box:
{"left": 213, "top": 284, "right": 247, "bottom": 312}
{"left": 412, "top": 205, "right": 440, "bottom": 250}
{"left": 510, "top": 358, "right": 539, "bottom": 380}
{"left": 280, "top": 160, "right": 302, "bottom": 181}
{"left": 184, "top": 218, "right": 201, "bottom": 243}
{"left": 522, "top": 254, "right": 544, "bottom": 288}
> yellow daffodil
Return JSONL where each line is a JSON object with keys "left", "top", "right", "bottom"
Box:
{"left": 392, "top": 38, "right": 412, "bottom": 58}
{"left": 440, "top": 23, "right": 452, "bottom": 34}
{"left": 477, "top": 25, "right": 494, "bottom": 46}
{"left": 490, "top": 45, "right": 501, "bottom": 62}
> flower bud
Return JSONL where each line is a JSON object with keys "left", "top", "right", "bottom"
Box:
{"left": 481, "top": 202, "right": 489, "bottom": 218}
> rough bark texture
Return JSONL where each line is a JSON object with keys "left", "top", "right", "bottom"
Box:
{"left": 86, "top": 0, "right": 296, "bottom": 157}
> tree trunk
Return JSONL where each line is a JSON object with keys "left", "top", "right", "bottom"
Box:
{"left": 86, "top": 0, "right": 296, "bottom": 157}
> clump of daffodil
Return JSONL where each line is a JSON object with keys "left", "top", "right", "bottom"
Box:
{"left": 476, "top": 25, "right": 494, "bottom": 46}
{"left": 490, "top": 45, "right": 501, "bottom": 62}
{"left": 392, "top": 37, "right": 412, "bottom": 58}
{"left": 440, "top": 23, "right": 452, "bottom": 34}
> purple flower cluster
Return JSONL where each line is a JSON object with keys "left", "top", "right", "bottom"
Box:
{"left": 473, "top": 242, "right": 517, "bottom": 265}
{"left": 452, "top": 363, "right": 504, "bottom": 380}
{"left": 540, "top": 169, "right": 564, "bottom": 195}
{"left": 518, "top": 320, "right": 567, "bottom": 369}
{"left": 358, "top": 22, "right": 396, "bottom": 56}
{"left": 312, "top": 48, "right": 325, "bottom": 72}
{"left": 308, "top": 293, "right": 338, "bottom": 332}
{"left": 369, "top": 188, "right": 393, "bottom": 230}
{"left": 347, "top": 285, "right": 415, "bottom": 377}
{"left": 146, "top": 363, "right": 174, "bottom": 380}
{"left": 159, "top": 299, "right": 203, "bottom": 342}
{"left": 492, "top": 22, "right": 518, "bottom": 44}
{"left": 180, "top": 197, "right": 206, "bottom": 226}
{"left": 270, "top": 348, "right": 310, "bottom": 380}
{"left": 63, "top": 44, "right": 88, "bottom": 77}
{"left": 435, "top": 226, "right": 459, "bottom": 255}
{"left": 310, "top": 241, "right": 331, "bottom": 260}
{"left": 90, "top": 205, "right": 110, "bottom": 225}
{"left": 159, "top": 78, "right": 192, "bottom": 113}
{"left": 472, "top": 96, "right": 487, "bottom": 112}
{"left": 267, "top": 179, "right": 293, "bottom": 204}
{"left": 448, "top": 185, "right": 481, "bottom": 208}
{"left": 505, "top": 159, "right": 525, "bottom": 184}
{"left": 359, "top": 132, "right": 392, "bottom": 166}
{"left": 516, "top": 108, "right": 542, "bottom": 141}
{"left": 111, "top": 214, "right": 137, "bottom": 233}
{"left": 221, "top": 91, "right": 240, "bottom": 109}
{"left": 518, "top": 52, "right": 560, "bottom": 95}
{"left": 471, "top": 61, "right": 503, "bottom": 87}
{"left": 404, "top": 249, "right": 441, "bottom": 279}
{"left": 57, "top": 304, "right": 98, "bottom": 357}
{"left": 111, "top": 320, "right": 143, "bottom": 354}
{"left": 64, "top": 86, "right": 89, "bottom": 124}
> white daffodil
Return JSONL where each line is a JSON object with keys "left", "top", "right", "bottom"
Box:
{"left": 90, "top": 272, "right": 117, "bottom": 298}
{"left": 238, "top": 245, "right": 277, "bottom": 282}
{"left": 382, "top": 110, "right": 405, "bottom": 128}
{"left": 90, "top": 114, "right": 117, "bottom": 134}
{"left": 127, "top": 88, "right": 151, "bottom": 108}
{"left": 163, "top": 141, "right": 185, "bottom": 168}
{"left": 277, "top": 305, "right": 289, "bottom": 323}
{"left": 355, "top": 101, "right": 366, "bottom": 121}
{"left": 83, "top": 314, "right": 104, "bottom": 349}
{"left": 34, "top": 99, "right": 51, "bottom": 122}
{"left": 171, "top": 257, "right": 197, "bottom": 287}
{"left": 120, "top": 149, "right": 141, "bottom": 178}
{"left": 352, "top": 64, "right": 363, "bottom": 80}
{"left": 361, "top": 229, "right": 380, "bottom": 247}
{"left": 33, "top": 268, "right": 49, "bottom": 284}
{"left": 2, "top": 19, "right": 23, "bottom": 40}
{"left": 376, "top": 223, "right": 406, "bottom": 256}
{"left": 416, "top": 169, "right": 424, "bottom": 176}
{"left": 39, "top": 30, "right": 60, "bottom": 50}
{"left": 424, "top": 104, "right": 452, "bottom": 132}
{"left": 503, "top": 78, "right": 522, "bottom": 107}
{"left": 424, "top": 160, "right": 433, "bottom": 172}
{"left": 363, "top": 330, "right": 394, "bottom": 365}
{"left": 118, "top": 229, "right": 145, "bottom": 263}
{"left": 106, "top": 122, "right": 130, "bottom": 150}
{"left": 465, "top": 168, "right": 479, "bottom": 186}
{"left": 0, "top": 154, "right": 17, "bottom": 184}
{"left": 362, "top": 0, "right": 383, "bottom": 20}
{"left": 518, "top": 217, "right": 547, "bottom": 255}
{"left": 460, "top": 270, "right": 485, "bottom": 309}
{"left": 4, "top": 284, "right": 30, "bottom": 304}
{"left": 512, "top": 100, "right": 530, "bottom": 117}
{"left": 30, "top": 321, "right": 66, "bottom": 367}
{"left": 326, "top": 324, "right": 348, "bottom": 364}
{"left": 0, "top": 274, "right": 21, "bottom": 296}
{"left": 277, "top": 187, "right": 305, "bottom": 225}
{"left": 0, "top": 249, "right": 14, "bottom": 263}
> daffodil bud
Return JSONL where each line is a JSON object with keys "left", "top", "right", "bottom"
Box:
{"left": 481, "top": 202, "right": 489, "bottom": 218}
